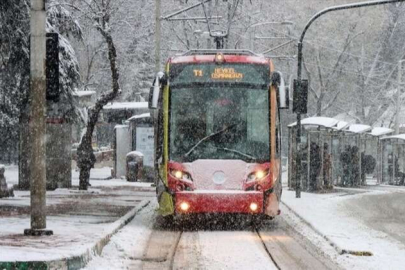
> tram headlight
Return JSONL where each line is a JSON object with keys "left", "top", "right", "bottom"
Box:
{"left": 247, "top": 169, "right": 270, "bottom": 182}
{"left": 250, "top": 203, "right": 258, "bottom": 212}
{"left": 174, "top": 170, "right": 182, "bottom": 179}
{"left": 179, "top": 202, "right": 190, "bottom": 212}
{"left": 170, "top": 169, "right": 193, "bottom": 182}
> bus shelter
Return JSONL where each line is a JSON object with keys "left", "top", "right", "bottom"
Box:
{"left": 288, "top": 117, "right": 340, "bottom": 191}
{"left": 327, "top": 125, "right": 392, "bottom": 186}
{"left": 369, "top": 127, "right": 394, "bottom": 184}
{"left": 329, "top": 121, "right": 349, "bottom": 187}
{"left": 380, "top": 134, "right": 405, "bottom": 185}
{"left": 336, "top": 124, "right": 372, "bottom": 187}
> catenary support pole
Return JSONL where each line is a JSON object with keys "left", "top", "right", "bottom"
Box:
{"left": 295, "top": 0, "right": 405, "bottom": 198}
{"left": 395, "top": 59, "right": 404, "bottom": 134}
{"left": 155, "top": 0, "right": 161, "bottom": 73}
{"left": 25, "top": 0, "right": 53, "bottom": 236}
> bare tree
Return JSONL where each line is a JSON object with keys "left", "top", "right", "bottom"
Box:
{"left": 75, "top": 0, "right": 121, "bottom": 190}
{"left": 353, "top": 3, "right": 405, "bottom": 125}
{"left": 303, "top": 26, "right": 362, "bottom": 116}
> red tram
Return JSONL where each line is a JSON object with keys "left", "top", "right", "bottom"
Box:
{"left": 149, "top": 50, "right": 289, "bottom": 219}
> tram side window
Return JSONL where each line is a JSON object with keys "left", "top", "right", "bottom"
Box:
{"left": 246, "top": 91, "right": 269, "bottom": 144}
{"left": 155, "top": 96, "right": 164, "bottom": 163}
{"left": 246, "top": 90, "right": 270, "bottom": 159}
{"left": 276, "top": 108, "right": 280, "bottom": 158}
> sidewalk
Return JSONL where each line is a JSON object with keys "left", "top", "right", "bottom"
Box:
{"left": 281, "top": 184, "right": 405, "bottom": 270}
{"left": 0, "top": 166, "right": 155, "bottom": 269}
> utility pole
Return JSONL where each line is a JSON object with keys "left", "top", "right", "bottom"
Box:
{"left": 25, "top": 0, "right": 52, "bottom": 236}
{"left": 395, "top": 59, "right": 404, "bottom": 134}
{"left": 226, "top": 1, "right": 232, "bottom": 49}
{"left": 155, "top": 0, "right": 161, "bottom": 72}
{"left": 207, "top": 0, "right": 213, "bottom": 49}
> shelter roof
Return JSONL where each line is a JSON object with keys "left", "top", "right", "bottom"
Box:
{"left": 334, "top": 121, "right": 350, "bottom": 131}
{"left": 288, "top": 117, "right": 339, "bottom": 128}
{"left": 103, "top": 102, "right": 148, "bottom": 110}
{"left": 345, "top": 124, "right": 372, "bottom": 134}
{"left": 113, "top": 124, "right": 129, "bottom": 130}
{"left": 127, "top": 113, "right": 151, "bottom": 122}
{"left": 381, "top": 134, "right": 405, "bottom": 141}
{"left": 72, "top": 91, "right": 96, "bottom": 97}
{"left": 369, "top": 127, "right": 394, "bottom": 137}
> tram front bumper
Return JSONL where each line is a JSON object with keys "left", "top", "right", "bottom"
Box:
{"left": 175, "top": 191, "right": 263, "bottom": 214}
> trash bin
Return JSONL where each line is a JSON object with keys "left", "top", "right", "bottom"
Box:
{"left": 126, "top": 151, "right": 144, "bottom": 182}
{"left": 0, "top": 165, "right": 14, "bottom": 198}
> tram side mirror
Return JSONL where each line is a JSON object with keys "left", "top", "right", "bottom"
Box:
{"left": 292, "top": 79, "right": 308, "bottom": 114}
{"left": 271, "top": 71, "right": 289, "bottom": 109}
{"left": 149, "top": 72, "right": 165, "bottom": 109}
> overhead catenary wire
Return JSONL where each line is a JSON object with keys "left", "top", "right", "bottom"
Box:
{"left": 264, "top": 25, "right": 399, "bottom": 67}
{"left": 303, "top": 61, "right": 398, "bottom": 83}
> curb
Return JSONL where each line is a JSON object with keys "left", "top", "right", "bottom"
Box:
{"left": 281, "top": 201, "right": 373, "bottom": 256}
{"left": 0, "top": 200, "right": 151, "bottom": 270}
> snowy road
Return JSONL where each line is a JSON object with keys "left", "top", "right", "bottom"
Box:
{"left": 342, "top": 192, "right": 405, "bottom": 245}
{"left": 139, "top": 215, "right": 339, "bottom": 270}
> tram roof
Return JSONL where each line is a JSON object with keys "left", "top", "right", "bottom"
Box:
{"left": 169, "top": 50, "right": 270, "bottom": 65}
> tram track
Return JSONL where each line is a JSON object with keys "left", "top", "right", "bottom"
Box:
{"left": 140, "top": 229, "right": 183, "bottom": 270}
{"left": 256, "top": 228, "right": 281, "bottom": 270}
{"left": 139, "top": 216, "right": 340, "bottom": 270}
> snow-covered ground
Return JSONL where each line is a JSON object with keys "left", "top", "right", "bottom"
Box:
{"left": 281, "top": 184, "right": 405, "bottom": 269}
{"left": 0, "top": 165, "right": 154, "bottom": 264}
{"left": 3, "top": 164, "right": 405, "bottom": 269}
{"left": 3, "top": 165, "right": 152, "bottom": 188}
{"left": 83, "top": 201, "right": 157, "bottom": 270}
{"left": 86, "top": 174, "right": 405, "bottom": 270}
{"left": 1, "top": 215, "right": 123, "bottom": 262}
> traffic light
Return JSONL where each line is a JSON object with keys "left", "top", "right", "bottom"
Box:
{"left": 46, "top": 32, "right": 60, "bottom": 102}
{"left": 293, "top": 79, "right": 308, "bottom": 114}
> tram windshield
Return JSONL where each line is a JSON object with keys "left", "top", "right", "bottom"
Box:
{"left": 169, "top": 86, "right": 270, "bottom": 163}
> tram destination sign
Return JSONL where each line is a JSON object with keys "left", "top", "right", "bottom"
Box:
{"left": 170, "top": 63, "right": 270, "bottom": 85}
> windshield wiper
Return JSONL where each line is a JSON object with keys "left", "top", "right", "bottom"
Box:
{"left": 184, "top": 123, "right": 238, "bottom": 158}
{"left": 217, "top": 147, "right": 257, "bottom": 162}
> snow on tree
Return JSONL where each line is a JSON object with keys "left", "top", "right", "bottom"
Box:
{"left": 0, "top": 0, "right": 83, "bottom": 168}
